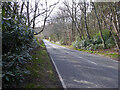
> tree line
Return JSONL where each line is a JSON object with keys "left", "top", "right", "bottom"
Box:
{"left": 46, "top": 1, "right": 120, "bottom": 51}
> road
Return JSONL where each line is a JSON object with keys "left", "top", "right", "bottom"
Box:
{"left": 43, "top": 40, "right": 118, "bottom": 88}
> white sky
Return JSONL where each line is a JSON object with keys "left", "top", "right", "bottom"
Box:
{"left": 18, "top": 0, "right": 120, "bottom": 27}
{"left": 17, "top": 0, "right": 64, "bottom": 27}
{"left": 34, "top": 0, "right": 79, "bottom": 27}
{"left": 31, "top": 0, "right": 64, "bottom": 27}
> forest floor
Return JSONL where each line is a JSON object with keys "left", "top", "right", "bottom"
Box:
{"left": 22, "top": 40, "right": 62, "bottom": 88}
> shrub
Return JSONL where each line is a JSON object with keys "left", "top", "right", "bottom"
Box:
{"left": 72, "top": 29, "right": 116, "bottom": 50}
{"left": 60, "top": 39, "right": 65, "bottom": 45}
{"left": 2, "top": 2, "right": 38, "bottom": 88}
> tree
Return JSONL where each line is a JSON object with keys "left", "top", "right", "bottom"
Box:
{"left": 91, "top": 2, "right": 106, "bottom": 48}
{"left": 2, "top": 2, "right": 37, "bottom": 87}
{"left": 43, "top": 1, "right": 120, "bottom": 51}
{"left": 83, "top": 2, "right": 91, "bottom": 39}
{"left": 19, "top": 0, "right": 59, "bottom": 35}
{"left": 108, "top": 3, "right": 120, "bottom": 51}
{"left": 63, "top": 0, "right": 83, "bottom": 41}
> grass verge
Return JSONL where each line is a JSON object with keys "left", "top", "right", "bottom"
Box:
{"left": 22, "top": 40, "right": 62, "bottom": 88}
{"left": 50, "top": 40, "right": 119, "bottom": 61}
{"left": 73, "top": 48, "right": 120, "bottom": 61}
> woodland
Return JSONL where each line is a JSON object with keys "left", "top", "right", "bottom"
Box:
{"left": 1, "top": 1, "right": 120, "bottom": 88}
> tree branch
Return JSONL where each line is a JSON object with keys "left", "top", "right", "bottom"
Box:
{"left": 34, "top": 2, "right": 58, "bottom": 35}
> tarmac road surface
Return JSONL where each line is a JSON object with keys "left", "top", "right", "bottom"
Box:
{"left": 43, "top": 40, "right": 118, "bottom": 88}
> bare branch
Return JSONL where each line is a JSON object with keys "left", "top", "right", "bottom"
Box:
{"left": 34, "top": 1, "right": 59, "bottom": 35}
{"left": 20, "top": 1, "right": 25, "bottom": 15}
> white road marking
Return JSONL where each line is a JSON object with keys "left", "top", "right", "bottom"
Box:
{"left": 74, "top": 80, "right": 94, "bottom": 85}
{"left": 44, "top": 40, "right": 118, "bottom": 88}
{"left": 45, "top": 40, "right": 98, "bottom": 66}
{"left": 49, "top": 54, "right": 67, "bottom": 89}
{"left": 79, "top": 56, "right": 98, "bottom": 65}
{"left": 44, "top": 40, "right": 67, "bottom": 89}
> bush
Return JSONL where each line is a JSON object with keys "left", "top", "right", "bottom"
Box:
{"left": 72, "top": 40, "right": 81, "bottom": 49}
{"left": 105, "top": 37, "right": 115, "bottom": 48}
{"left": 72, "top": 29, "right": 116, "bottom": 50}
{"left": 2, "top": 2, "right": 38, "bottom": 88}
{"left": 60, "top": 39, "right": 66, "bottom": 45}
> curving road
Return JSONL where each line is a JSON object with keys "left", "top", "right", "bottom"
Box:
{"left": 43, "top": 40, "right": 118, "bottom": 88}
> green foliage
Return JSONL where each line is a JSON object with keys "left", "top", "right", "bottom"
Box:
{"left": 49, "top": 34, "right": 56, "bottom": 41}
{"left": 95, "top": 29, "right": 110, "bottom": 40}
{"left": 2, "top": 2, "right": 38, "bottom": 88}
{"left": 60, "top": 39, "right": 67, "bottom": 45}
{"left": 72, "top": 29, "right": 116, "bottom": 50}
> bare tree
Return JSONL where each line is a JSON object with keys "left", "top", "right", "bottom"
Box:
{"left": 20, "top": 0, "right": 59, "bottom": 35}
{"left": 26, "top": 0, "right": 30, "bottom": 26}
{"left": 108, "top": 4, "right": 120, "bottom": 51}
{"left": 63, "top": 1, "right": 83, "bottom": 41}
{"left": 109, "top": 11, "right": 120, "bottom": 51}
{"left": 20, "top": 1, "right": 24, "bottom": 15}
{"left": 34, "top": 1, "right": 58, "bottom": 35}
{"left": 83, "top": 2, "right": 91, "bottom": 39}
{"left": 32, "top": 0, "right": 39, "bottom": 29}
{"left": 112, "top": 2, "right": 120, "bottom": 40}
{"left": 91, "top": 2, "right": 106, "bottom": 48}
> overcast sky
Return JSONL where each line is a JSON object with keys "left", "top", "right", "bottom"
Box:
{"left": 32, "top": 0, "right": 64, "bottom": 27}
{"left": 18, "top": 0, "right": 119, "bottom": 27}
{"left": 34, "top": 0, "right": 77, "bottom": 27}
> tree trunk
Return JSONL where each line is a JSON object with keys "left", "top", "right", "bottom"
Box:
{"left": 109, "top": 4, "right": 120, "bottom": 51}
{"left": 79, "top": 24, "right": 85, "bottom": 39}
{"left": 27, "top": 1, "right": 30, "bottom": 27}
{"left": 20, "top": 2, "right": 24, "bottom": 16}
{"left": 114, "top": 2, "right": 120, "bottom": 39}
{"left": 84, "top": 2, "right": 90, "bottom": 39}
{"left": 91, "top": 2, "right": 106, "bottom": 48}
{"left": 109, "top": 15, "right": 120, "bottom": 51}
{"left": 71, "top": 1, "right": 75, "bottom": 41}
{"left": 73, "top": 3, "right": 82, "bottom": 40}
{"left": 33, "top": 1, "right": 38, "bottom": 29}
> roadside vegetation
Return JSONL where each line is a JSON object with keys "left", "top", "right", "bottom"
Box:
{"left": 71, "top": 30, "right": 119, "bottom": 61}
{"left": 51, "top": 39, "right": 119, "bottom": 61}
{"left": 2, "top": 2, "right": 37, "bottom": 88}
{"left": 74, "top": 49, "right": 119, "bottom": 61}
{"left": 23, "top": 40, "right": 62, "bottom": 88}
{"left": 44, "top": 2, "right": 120, "bottom": 61}
{"left": 2, "top": 2, "right": 61, "bottom": 88}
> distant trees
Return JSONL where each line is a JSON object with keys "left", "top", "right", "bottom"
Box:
{"left": 47, "top": 1, "right": 120, "bottom": 51}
